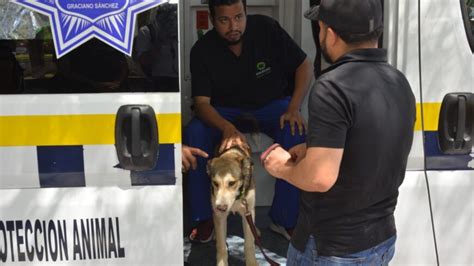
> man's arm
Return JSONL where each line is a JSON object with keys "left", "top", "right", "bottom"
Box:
{"left": 194, "top": 96, "right": 247, "bottom": 151}
{"left": 280, "top": 57, "right": 313, "bottom": 135}
{"left": 263, "top": 145, "right": 343, "bottom": 192}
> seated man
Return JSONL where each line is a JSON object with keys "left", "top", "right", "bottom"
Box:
{"left": 184, "top": 0, "right": 312, "bottom": 242}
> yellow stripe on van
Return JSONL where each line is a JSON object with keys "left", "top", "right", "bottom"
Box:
{"left": 416, "top": 102, "right": 441, "bottom": 131}
{"left": 0, "top": 113, "right": 181, "bottom": 146}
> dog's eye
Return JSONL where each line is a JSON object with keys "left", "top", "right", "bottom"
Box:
{"left": 212, "top": 181, "right": 219, "bottom": 187}
{"left": 228, "top": 181, "right": 236, "bottom": 187}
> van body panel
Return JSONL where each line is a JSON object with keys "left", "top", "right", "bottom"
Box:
{"left": 392, "top": 171, "right": 438, "bottom": 265}
{"left": 0, "top": 185, "right": 183, "bottom": 265}
{"left": 420, "top": 0, "right": 474, "bottom": 264}
{"left": 427, "top": 171, "right": 473, "bottom": 264}
{"left": 0, "top": 1, "right": 183, "bottom": 264}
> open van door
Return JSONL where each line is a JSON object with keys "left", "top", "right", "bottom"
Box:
{"left": 0, "top": 1, "right": 183, "bottom": 264}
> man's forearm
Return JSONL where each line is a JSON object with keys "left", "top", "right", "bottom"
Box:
{"left": 194, "top": 103, "right": 234, "bottom": 132}
{"left": 280, "top": 159, "right": 324, "bottom": 192}
{"left": 265, "top": 147, "right": 342, "bottom": 193}
{"left": 288, "top": 58, "right": 313, "bottom": 111}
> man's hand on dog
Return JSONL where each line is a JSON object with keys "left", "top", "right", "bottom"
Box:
{"left": 220, "top": 125, "right": 249, "bottom": 153}
{"left": 182, "top": 145, "right": 208, "bottom": 172}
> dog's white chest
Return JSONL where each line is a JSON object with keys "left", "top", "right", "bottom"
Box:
{"left": 229, "top": 199, "right": 246, "bottom": 215}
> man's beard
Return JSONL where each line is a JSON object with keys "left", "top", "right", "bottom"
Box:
{"left": 320, "top": 35, "right": 333, "bottom": 64}
{"left": 226, "top": 39, "right": 241, "bottom": 46}
{"left": 321, "top": 43, "right": 333, "bottom": 64}
{"left": 225, "top": 31, "right": 243, "bottom": 46}
{"left": 320, "top": 29, "right": 333, "bottom": 64}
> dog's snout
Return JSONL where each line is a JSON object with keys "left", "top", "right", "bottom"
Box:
{"left": 216, "top": 204, "right": 228, "bottom": 212}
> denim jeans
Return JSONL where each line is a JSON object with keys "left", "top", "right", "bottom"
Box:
{"left": 287, "top": 235, "right": 396, "bottom": 266}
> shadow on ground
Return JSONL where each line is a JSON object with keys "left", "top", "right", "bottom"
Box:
{"left": 184, "top": 206, "right": 290, "bottom": 265}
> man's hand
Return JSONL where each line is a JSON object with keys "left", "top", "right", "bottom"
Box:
{"left": 182, "top": 145, "right": 208, "bottom": 172}
{"left": 288, "top": 143, "right": 307, "bottom": 163}
{"left": 280, "top": 109, "right": 306, "bottom": 136}
{"left": 220, "top": 125, "right": 248, "bottom": 153}
{"left": 262, "top": 146, "right": 293, "bottom": 180}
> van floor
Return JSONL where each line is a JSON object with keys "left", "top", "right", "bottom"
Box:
{"left": 183, "top": 206, "right": 290, "bottom": 265}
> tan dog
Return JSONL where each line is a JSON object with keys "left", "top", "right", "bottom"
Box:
{"left": 207, "top": 145, "right": 257, "bottom": 266}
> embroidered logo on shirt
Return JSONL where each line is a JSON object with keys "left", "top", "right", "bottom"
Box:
{"left": 256, "top": 61, "right": 271, "bottom": 78}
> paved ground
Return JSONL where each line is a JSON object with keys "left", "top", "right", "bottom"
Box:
{"left": 183, "top": 206, "right": 291, "bottom": 265}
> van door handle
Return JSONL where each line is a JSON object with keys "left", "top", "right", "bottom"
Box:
{"left": 438, "top": 93, "right": 473, "bottom": 154}
{"left": 131, "top": 108, "right": 142, "bottom": 157}
{"left": 115, "top": 105, "right": 159, "bottom": 171}
{"left": 454, "top": 96, "right": 466, "bottom": 149}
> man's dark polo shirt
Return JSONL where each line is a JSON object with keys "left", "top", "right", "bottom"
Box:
{"left": 190, "top": 15, "right": 306, "bottom": 109}
{"left": 291, "top": 49, "right": 416, "bottom": 256}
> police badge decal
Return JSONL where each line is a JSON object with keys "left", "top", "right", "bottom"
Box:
{"left": 13, "top": 0, "right": 166, "bottom": 58}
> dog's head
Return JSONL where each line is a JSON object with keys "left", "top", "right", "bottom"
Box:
{"left": 207, "top": 146, "right": 253, "bottom": 214}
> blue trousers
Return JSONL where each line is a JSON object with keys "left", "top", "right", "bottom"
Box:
{"left": 183, "top": 98, "right": 305, "bottom": 228}
{"left": 287, "top": 235, "right": 396, "bottom": 265}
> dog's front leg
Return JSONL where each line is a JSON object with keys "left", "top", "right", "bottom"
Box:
{"left": 214, "top": 212, "right": 228, "bottom": 266}
{"left": 241, "top": 210, "right": 258, "bottom": 266}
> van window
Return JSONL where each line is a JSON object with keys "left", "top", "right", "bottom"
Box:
{"left": 0, "top": 2, "right": 178, "bottom": 94}
{"left": 462, "top": 0, "right": 474, "bottom": 52}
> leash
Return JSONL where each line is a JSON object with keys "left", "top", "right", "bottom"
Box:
{"left": 242, "top": 199, "right": 280, "bottom": 266}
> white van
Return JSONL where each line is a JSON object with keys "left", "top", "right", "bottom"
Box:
{"left": 1, "top": 0, "right": 473, "bottom": 265}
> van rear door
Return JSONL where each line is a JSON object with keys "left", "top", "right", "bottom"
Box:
{"left": 418, "top": 0, "right": 473, "bottom": 263}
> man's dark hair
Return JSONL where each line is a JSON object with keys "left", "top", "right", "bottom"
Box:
{"left": 208, "top": 0, "right": 247, "bottom": 19}
{"left": 334, "top": 26, "right": 383, "bottom": 45}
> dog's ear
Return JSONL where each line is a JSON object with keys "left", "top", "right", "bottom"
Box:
{"left": 206, "top": 158, "right": 214, "bottom": 176}
{"left": 241, "top": 157, "right": 253, "bottom": 178}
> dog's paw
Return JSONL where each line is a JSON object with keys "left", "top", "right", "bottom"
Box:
{"left": 245, "top": 258, "right": 258, "bottom": 266}
{"left": 216, "top": 259, "right": 228, "bottom": 266}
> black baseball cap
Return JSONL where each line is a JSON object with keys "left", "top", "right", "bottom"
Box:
{"left": 304, "top": 0, "right": 383, "bottom": 34}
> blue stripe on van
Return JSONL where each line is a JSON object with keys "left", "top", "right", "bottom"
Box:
{"left": 131, "top": 144, "right": 176, "bottom": 186}
{"left": 37, "top": 146, "right": 86, "bottom": 187}
{"left": 425, "top": 131, "right": 473, "bottom": 170}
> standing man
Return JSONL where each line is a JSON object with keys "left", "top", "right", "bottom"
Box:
{"left": 263, "top": 0, "right": 416, "bottom": 264}
{"left": 184, "top": 0, "right": 312, "bottom": 242}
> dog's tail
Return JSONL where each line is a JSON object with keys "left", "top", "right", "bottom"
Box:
{"left": 232, "top": 113, "right": 261, "bottom": 151}
{"left": 232, "top": 113, "right": 259, "bottom": 134}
